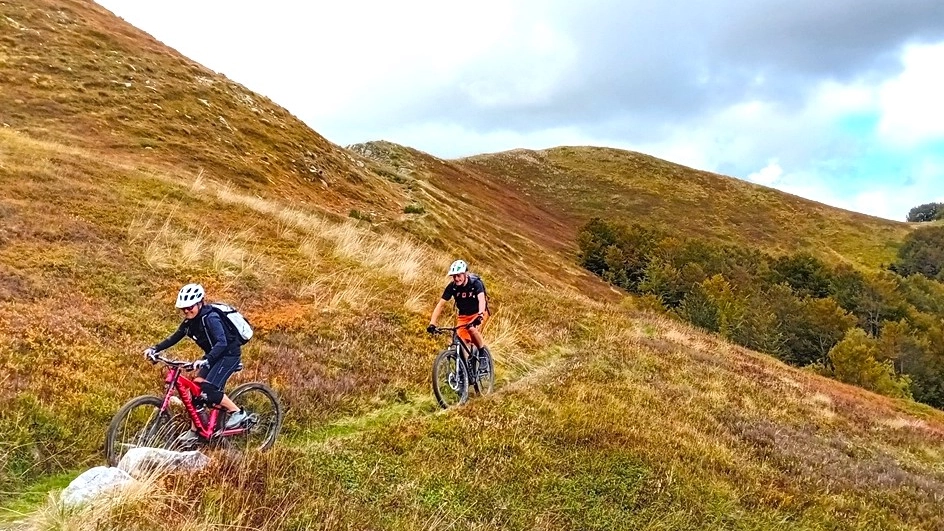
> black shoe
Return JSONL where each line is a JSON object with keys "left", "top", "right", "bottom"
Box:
{"left": 477, "top": 348, "right": 491, "bottom": 377}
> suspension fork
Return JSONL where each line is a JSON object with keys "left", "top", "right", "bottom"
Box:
{"left": 453, "top": 339, "right": 470, "bottom": 379}
{"left": 159, "top": 367, "right": 182, "bottom": 412}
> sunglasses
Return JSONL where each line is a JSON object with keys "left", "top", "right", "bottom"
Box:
{"left": 179, "top": 304, "right": 199, "bottom": 313}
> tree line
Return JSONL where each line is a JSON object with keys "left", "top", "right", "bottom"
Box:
{"left": 578, "top": 218, "right": 944, "bottom": 407}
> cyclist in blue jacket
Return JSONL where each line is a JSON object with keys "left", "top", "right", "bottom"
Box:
{"left": 144, "top": 283, "right": 247, "bottom": 433}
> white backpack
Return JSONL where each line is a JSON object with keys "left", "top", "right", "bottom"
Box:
{"left": 210, "top": 303, "right": 253, "bottom": 344}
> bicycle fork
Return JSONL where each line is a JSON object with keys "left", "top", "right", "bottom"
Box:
{"left": 450, "top": 347, "right": 465, "bottom": 392}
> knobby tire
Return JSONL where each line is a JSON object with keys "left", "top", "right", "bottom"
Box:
{"left": 228, "top": 382, "right": 283, "bottom": 452}
{"left": 104, "top": 395, "right": 182, "bottom": 467}
{"left": 432, "top": 347, "right": 469, "bottom": 409}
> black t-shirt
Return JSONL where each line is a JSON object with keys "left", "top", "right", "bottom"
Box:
{"left": 441, "top": 275, "right": 486, "bottom": 316}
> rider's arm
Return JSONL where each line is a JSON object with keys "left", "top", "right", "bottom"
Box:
{"left": 203, "top": 312, "right": 229, "bottom": 364}
{"left": 429, "top": 298, "right": 448, "bottom": 326}
{"left": 153, "top": 321, "right": 187, "bottom": 352}
{"left": 476, "top": 292, "right": 487, "bottom": 316}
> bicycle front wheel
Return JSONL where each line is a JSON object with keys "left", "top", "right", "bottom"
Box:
{"left": 432, "top": 347, "right": 469, "bottom": 409}
{"left": 228, "top": 382, "right": 283, "bottom": 452}
{"left": 105, "top": 395, "right": 186, "bottom": 467}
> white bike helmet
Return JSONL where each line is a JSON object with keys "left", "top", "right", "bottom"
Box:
{"left": 175, "top": 283, "right": 205, "bottom": 308}
{"left": 447, "top": 259, "right": 468, "bottom": 276}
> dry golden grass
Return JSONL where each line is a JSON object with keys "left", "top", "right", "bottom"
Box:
{"left": 3, "top": 1, "right": 943, "bottom": 529}
{"left": 15, "top": 310, "right": 942, "bottom": 530}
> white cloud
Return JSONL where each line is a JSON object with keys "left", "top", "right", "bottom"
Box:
{"left": 747, "top": 160, "right": 784, "bottom": 185}
{"left": 458, "top": 21, "right": 578, "bottom": 109}
{"left": 878, "top": 42, "right": 944, "bottom": 146}
{"left": 93, "top": 1, "right": 944, "bottom": 222}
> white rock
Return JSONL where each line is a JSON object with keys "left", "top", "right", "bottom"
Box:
{"left": 118, "top": 447, "right": 210, "bottom": 478}
{"left": 60, "top": 466, "right": 136, "bottom": 508}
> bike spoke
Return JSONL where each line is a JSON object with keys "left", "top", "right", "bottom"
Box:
{"left": 105, "top": 396, "right": 188, "bottom": 466}
{"left": 472, "top": 350, "right": 495, "bottom": 396}
{"left": 228, "top": 383, "right": 283, "bottom": 453}
{"left": 432, "top": 349, "right": 469, "bottom": 408}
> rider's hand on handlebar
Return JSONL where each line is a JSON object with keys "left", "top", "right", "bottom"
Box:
{"left": 426, "top": 324, "right": 438, "bottom": 335}
{"left": 470, "top": 314, "right": 483, "bottom": 328}
{"left": 143, "top": 347, "right": 157, "bottom": 362}
{"left": 188, "top": 359, "right": 208, "bottom": 371}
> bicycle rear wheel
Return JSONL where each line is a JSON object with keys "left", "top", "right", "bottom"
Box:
{"left": 432, "top": 347, "right": 469, "bottom": 408}
{"left": 228, "top": 382, "right": 283, "bottom": 452}
{"left": 472, "top": 348, "right": 495, "bottom": 396}
{"left": 105, "top": 395, "right": 186, "bottom": 466}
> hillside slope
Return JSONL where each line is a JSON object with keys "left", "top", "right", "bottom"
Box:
{"left": 1, "top": 0, "right": 403, "bottom": 215}
{"left": 460, "top": 147, "right": 911, "bottom": 267}
{"left": 2, "top": 1, "right": 943, "bottom": 530}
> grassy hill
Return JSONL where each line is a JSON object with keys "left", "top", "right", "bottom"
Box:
{"left": 2, "top": 1, "right": 943, "bottom": 530}
{"left": 459, "top": 146, "right": 911, "bottom": 268}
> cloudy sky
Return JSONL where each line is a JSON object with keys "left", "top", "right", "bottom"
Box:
{"left": 95, "top": 0, "right": 944, "bottom": 221}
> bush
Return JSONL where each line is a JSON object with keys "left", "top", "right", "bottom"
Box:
{"left": 348, "top": 209, "right": 373, "bottom": 222}
{"left": 820, "top": 328, "right": 912, "bottom": 399}
{"left": 893, "top": 225, "right": 944, "bottom": 280}
{"left": 768, "top": 252, "right": 833, "bottom": 298}
{"left": 906, "top": 202, "right": 944, "bottom": 222}
{"left": 403, "top": 203, "right": 425, "bottom": 215}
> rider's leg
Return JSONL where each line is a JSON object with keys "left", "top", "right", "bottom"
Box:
{"left": 469, "top": 328, "right": 487, "bottom": 350}
{"left": 193, "top": 380, "right": 237, "bottom": 411}
{"left": 469, "top": 311, "right": 490, "bottom": 354}
{"left": 203, "top": 356, "right": 242, "bottom": 413}
{"left": 200, "top": 357, "right": 249, "bottom": 429}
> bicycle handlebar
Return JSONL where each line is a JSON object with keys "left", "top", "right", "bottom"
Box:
{"left": 429, "top": 322, "right": 476, "bottom": 334}
{"left": 147, "top": 352, "right": 198, "bottom": 370}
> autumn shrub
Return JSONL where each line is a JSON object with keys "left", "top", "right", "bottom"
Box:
{"left": 818, "top": 328, "right": 912, "bottom": 399}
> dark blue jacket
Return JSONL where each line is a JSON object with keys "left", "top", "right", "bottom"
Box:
{"left": 154, "top": 305, "right": 240, "bottom": 363}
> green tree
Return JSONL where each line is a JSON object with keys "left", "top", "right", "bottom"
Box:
{"left": 577, "top": 218, "right": 619, "bottom": 275}
{"left": 768, "top": 252, "right": 833, "bottom": 298}
{"left": 639, "top": 259, "right": 687, "bottom": 308}
{"left": 831, "top": 266, "right": 908, "bottom": 336}
{"left": 906, "top": 202, "right": 944, "bottom": 222}
{"left": 821, "top": 328, "right": 912, "bottom": 399}
{"left": 767, "top": 284, "right": 856, "bottom": 366}
{"left": 678, "top": 276, "right": 722, "bottom": 333}
{"left": 894, "top": 316, "right": 944, "bottom": 408}
{"left": 898, "top": 273, "right": 944, "bottom": 319}
{"left": 732, "top": 289, "right": 784, "bottom": 356}
{"left": 893, "top": 225, "right": 944, "bottom": 280}
{"left": 678, "top": 275, "right": 748, "bottom": 339}
{"left": 876, "top": 319, "right": 929, "bottom": 376}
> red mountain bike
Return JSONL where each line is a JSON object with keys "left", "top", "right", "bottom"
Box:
{"left": 104, "top": 352, "right": 283, "bottom": 466}
{"left": 429, "top": 323, "right": 495, "bottom": 408}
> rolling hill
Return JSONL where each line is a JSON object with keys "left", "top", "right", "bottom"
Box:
{"left": 2, "top": 1, "right": 943, "bottom": 530}
{"left": 354, "top": 142, "right": 911, "bottom": 268}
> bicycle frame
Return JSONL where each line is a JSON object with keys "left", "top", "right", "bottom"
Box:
{"left": 157, "top": 361, "right": 247, "bottom": 440}
{"left": 440, "top": 325, "right": 480, "bottom": 376}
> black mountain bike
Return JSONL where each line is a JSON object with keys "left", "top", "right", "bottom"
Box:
{"left": 429, "top": 324, "right": 495, "bottom": 408}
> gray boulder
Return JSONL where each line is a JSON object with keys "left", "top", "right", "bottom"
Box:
{"left": 117, "top": 447, "right": 210, "bottom": 478}
{"left": 60, "top": 466, "right": 136, "bottom": 508}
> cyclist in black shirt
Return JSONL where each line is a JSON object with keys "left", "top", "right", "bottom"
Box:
{"left": 427, "top": 260, "right": 491, "bottom": 357}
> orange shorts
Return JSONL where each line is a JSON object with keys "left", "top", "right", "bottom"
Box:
{"left": 456, "top": 311, "right": 489, "bottom": 344}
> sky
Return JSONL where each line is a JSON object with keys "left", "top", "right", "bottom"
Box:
{"left": 94, "top": 0, "right": 944, "bottom": 221}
